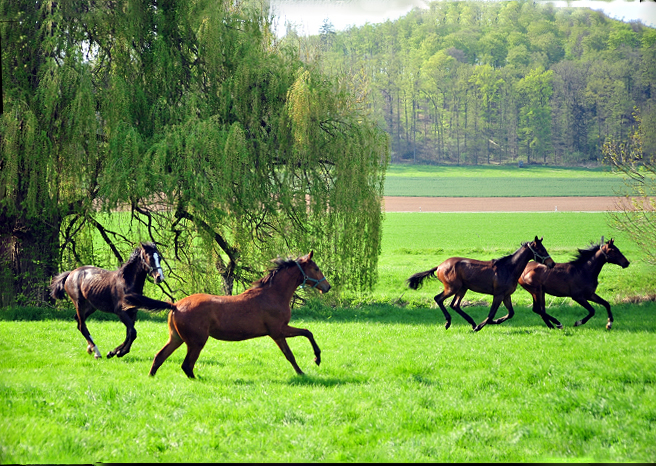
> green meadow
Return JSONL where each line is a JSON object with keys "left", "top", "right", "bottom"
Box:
{"left": 373, "top": 212, "right": 655, "bottom": 310}
{"left": 2, "top": 166, "right": 655, "bottom": 463}
{"left": 384, "top": 164, "right": 627, "bottom": 197}
{"left": 1, "top": 300, "right": 655, "bottom": 462}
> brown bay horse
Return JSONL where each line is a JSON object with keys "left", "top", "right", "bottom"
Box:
{"left": 407, "top": 236, "right": 555, "bottom": 332}
{"left": 519, "top": 238, "right": 630, "bottom": 330}
{"left": 50, "top": 242, "right": 172, "bottom": 358}
{"left": 149, "top": 251, "right": 330, "bottom": 378}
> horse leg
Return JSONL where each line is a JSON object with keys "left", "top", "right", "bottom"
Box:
{"left": 572, "top": 297, "right": 596, "bottom": 327}
{"left": 450, "top": 290, "right": 477, "bottom": 329}
{"left": 528, "top": 291, "right": 556, "bottom": 329}
{"left": 492, "top": 296, "right": 515, "bottom": 325}
{"left": 149, "top": 332, "right": 183, "bottom": 377}
{"left": 434, "top": 290, "right": 455, "bottom": 330}
{"left": 540, "top": 295, "right": 564, "bottom": 330}
{"left": 181, "top": 340, "right": 207, "bottom": 378}
{"left": 272, "top": 337, "right": 305, "bottom": 375}
{"left": 589, "top": 293, "right": 613, "bottom": 330}
{"left": 74, "top": 304, "right": 102, "bottom": 359}
{"left": 474, "top": 295, "right": 504, "bottom": 332}
{"left": 107, "top": 309, "right": 137, "bottom": 358}
{"left": 279, "top": 325, "right": 322, "bottom": 366}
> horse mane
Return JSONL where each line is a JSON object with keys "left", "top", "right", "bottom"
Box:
{"left": 119, "top": 243, "right": 154, "bottom": 275}
{"left": 570, "top": 244, "right": 601, "bottom": 265}
{"left": 124, "top": 247, "right": 143, "bottom": 266}
{"left": 251, "top": 257, "right": 298, "bottom": 289}
{"left": 491, "top": 245, "right": 524, "bottom": 267}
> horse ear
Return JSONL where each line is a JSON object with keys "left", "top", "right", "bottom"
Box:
{"left": 308, "top": 250, "right": 314, "bottom": 260}
{"left": 608, "top": 238, "right": 614, "bottom": 245}
{"left": 534, "top": 235, "right": 540, "bottom": 243}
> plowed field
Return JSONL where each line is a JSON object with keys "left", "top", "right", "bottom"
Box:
{"left": 383, "top": 196, "right": 624, "bottom": 212}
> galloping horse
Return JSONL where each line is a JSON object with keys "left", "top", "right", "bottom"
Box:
{"left": 50, "top": 242, "right": 172, "bottom": 359}
{"left": 519, "top": 238, "right": 630, "bottom": 330}
{"left": 149, "top": 251, "right": 330, "bottom": 378}
{"left": 407, "top": 236, "right": 555, "bottom": 332}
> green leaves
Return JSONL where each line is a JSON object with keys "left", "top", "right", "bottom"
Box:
{"left": 1, "top": 0, "right": 389, "bottom": 303}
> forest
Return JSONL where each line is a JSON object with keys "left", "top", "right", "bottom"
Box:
{"left": 285, "top": 0, "right": 656, "bottom": 165}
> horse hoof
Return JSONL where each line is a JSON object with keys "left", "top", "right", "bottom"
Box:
{"left": 557, "top": 324, "right": 563, "bottom": 330}
{"left": 314, "top": 357, "right": 321, "bottom": 366}
{"left": 574, "top": 321, "right": 582, "bottom": 327}
{"left": 444, "top": 322, "right": 451, "bottom": 330}
{"left": 606, "top": 323, "right": 613, "bottom": 330}
{"left": 106, "top": 351, "right": 115, "bottom": 359}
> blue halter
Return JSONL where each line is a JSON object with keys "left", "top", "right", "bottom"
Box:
{"left": 295, "top": 261, "right": 326, "bottom": 289}
{"left": 524, "top": 242, "right": 551, "bottom": 264}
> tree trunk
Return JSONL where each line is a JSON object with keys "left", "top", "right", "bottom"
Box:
{"left": 0, "top": 214, "right": 60, "bottom": 306}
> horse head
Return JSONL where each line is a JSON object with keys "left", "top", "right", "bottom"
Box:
{"left": 528, "top": 236, "right": 555, "bottom": 268}
{"left": 140, "top": 242, "right": 166, "bottom": 284}
{"left": 297, "top": 251, "right": 331, "bottom": 293}
{"left": 602, "top": 238, "right": 630, "bottom": 269}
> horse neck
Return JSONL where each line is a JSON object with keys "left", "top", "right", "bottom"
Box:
{"left": 580, "top": 249, "right": 607, "bottom": 278}
{"left": 508, "top": 246, "right": 535, "bottom": 278}
{"left": 265, "top": 267, "right": 303, "bottom": 305}
{"left": 119, "top": 255, "right": 147, "bottom": 293}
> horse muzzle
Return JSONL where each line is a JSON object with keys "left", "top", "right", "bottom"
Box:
{"left": 152, "top": 270, "right": 165, "bottom": 284}
{"left": 544, "top": 257, "right": 556, "bottom": 269}
{"left": 318, "top": 281, "right": 331, "bottom": 294}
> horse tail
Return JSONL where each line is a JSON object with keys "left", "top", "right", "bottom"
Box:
{"left": 124, "top": 293, "right": 174, "bottom": 311}
{"left": 407, "top": 267, "right": 439, "bottom": 290}
{"left": 50, "top": 271, "right": 71, "bottom": 300}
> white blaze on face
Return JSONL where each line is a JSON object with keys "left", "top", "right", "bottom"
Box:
{"left": 153, "top": 252, "right": 165, "bottom": 281}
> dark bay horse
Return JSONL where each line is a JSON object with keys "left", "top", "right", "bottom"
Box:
{"left": 50, "top": 242, "right": 172, "bottom": 359}
{"left": 149, "top": 251, "right": 330, "bottom": 378}
{"left": 519, "top": 238, "right": 630, "bottom": 330}
{"left": 407, "top": 236, "right": 555, "bottom": 332}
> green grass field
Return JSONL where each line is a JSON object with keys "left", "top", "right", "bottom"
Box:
{"left": 2, "top": 208, "right": 656, "bottom": 462}
{"left": 373, "top": 212, "right": 655, "bottom": 308}
{"left": 384, "top": 164, "right": 627, "bottom": 197}
{"left": 1, "top": 302, "right": 655, "bottom": 462}
{"left": 2, "top": 165, "right": 655, "bottom": 462}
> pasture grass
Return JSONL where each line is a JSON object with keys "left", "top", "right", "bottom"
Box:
{"left": 2, "top": 210, "right": 656, "bottom": 462}
{"left": 1, "top": 301, "right": 655, "bottom": 463}
{"left": 373, "top": 212, "right": 655, "bottom": 308}
{"left": 384, "top": 164, "right": 626, "bottom": 197}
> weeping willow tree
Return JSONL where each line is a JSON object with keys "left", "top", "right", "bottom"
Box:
{"left": 0, "top": 0, "right": 389, "bottom": 305}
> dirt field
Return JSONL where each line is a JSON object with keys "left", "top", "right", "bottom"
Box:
{"left": 383, "top": 196, "right": 624, "bottom": 212}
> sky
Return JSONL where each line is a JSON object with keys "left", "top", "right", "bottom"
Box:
{"left": 269, "top": 0, "right": 656, "bottom": 37}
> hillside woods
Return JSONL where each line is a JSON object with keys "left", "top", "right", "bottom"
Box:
{"left": 287, "top": 0, "right": 656, "bottom": 165}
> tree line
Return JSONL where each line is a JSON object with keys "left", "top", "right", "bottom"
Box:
{"left": 0, "top": 0, "right": 389, "bottom": 305}
{"left": 286, "top": 0, "right": 656, "bottom": 165}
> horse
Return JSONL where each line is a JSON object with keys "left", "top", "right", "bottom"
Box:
{"left": 407, "top": 236, "right": 555, "bottom": 332}
{"left": 50, "top": 242, "right": 172, "bottom": 359}
{"left": 518, "top": 238, "right": 630, "bottom": 330}
{"left": 149, "top": 251, "right": 330, "bottom": 378}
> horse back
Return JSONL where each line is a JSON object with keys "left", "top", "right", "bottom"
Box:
{"left": 521, "top": 262, "right": 593, "bottom": 298}
{"left": 172, "top": 293, "right": 272, "bottom": 342}
{"left": 67, "top": 266, "right": 122, "bottom": 312}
